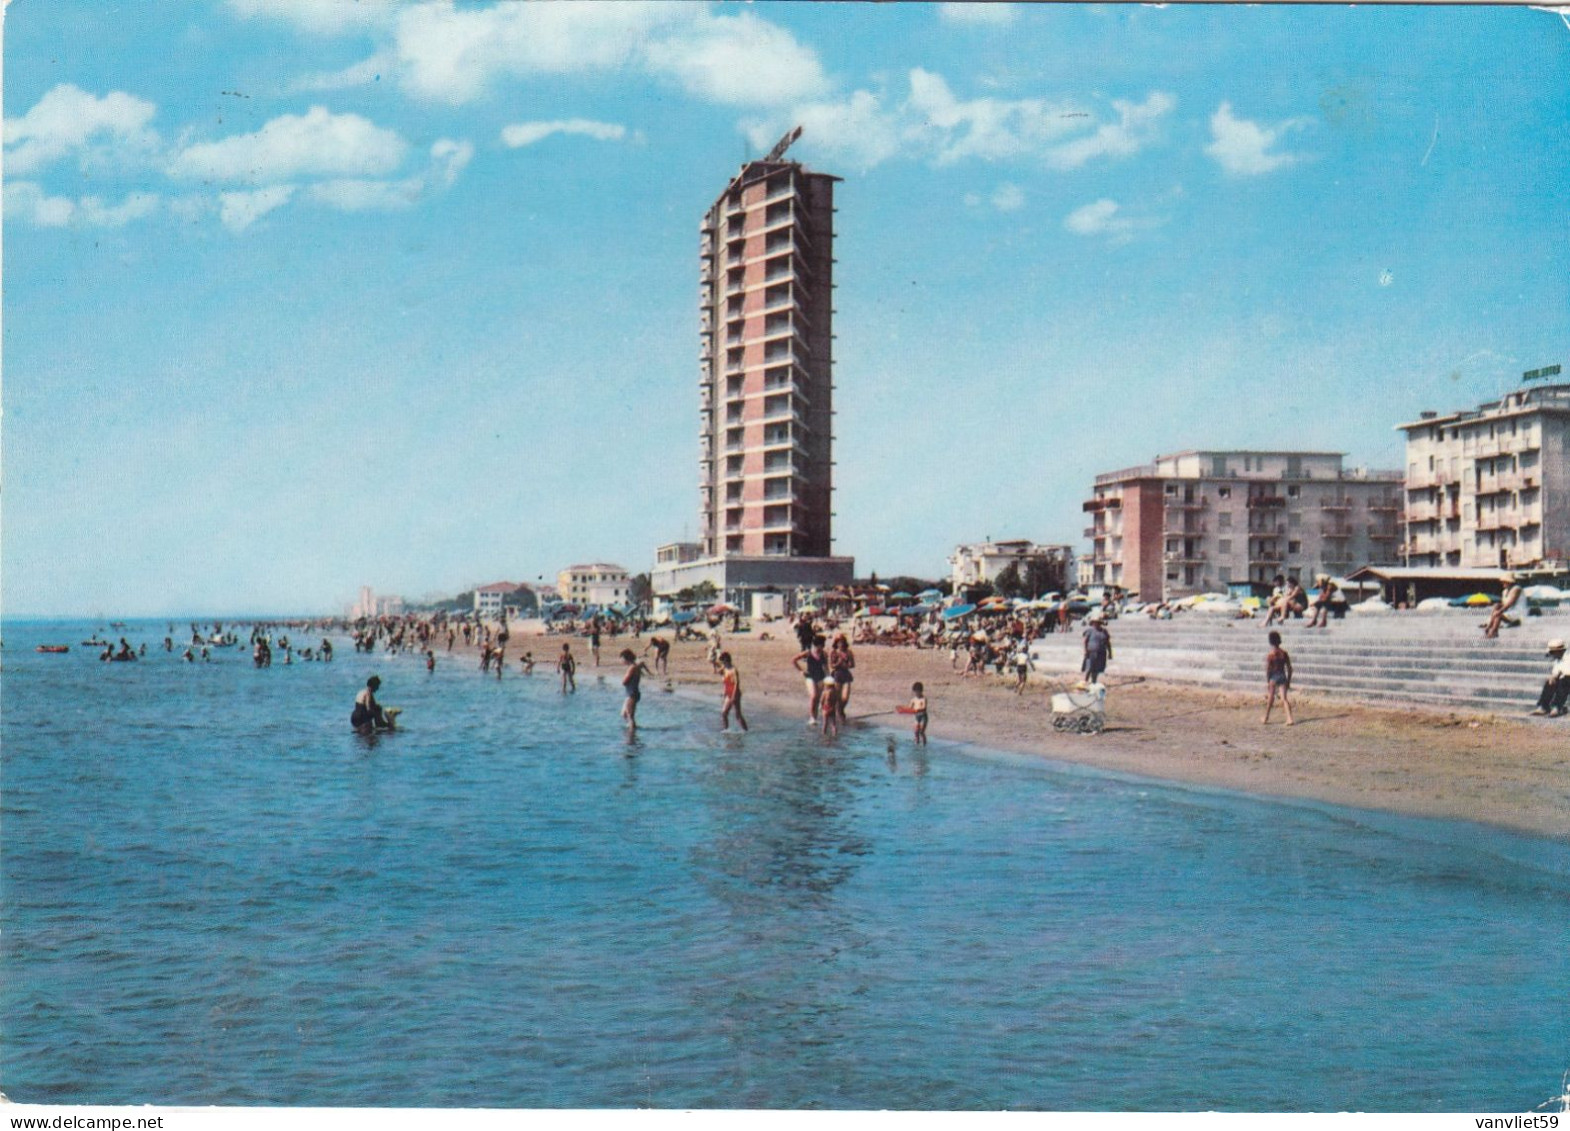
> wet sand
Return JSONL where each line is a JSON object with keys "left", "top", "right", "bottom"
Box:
{"left": 495, "top": 624, "right": 1570, "bottom": 841}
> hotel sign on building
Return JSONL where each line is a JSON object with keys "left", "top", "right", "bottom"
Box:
{"left": 1083, "top": 451, "right": 1404, "bottom": 600}
{"left": 1397, "top": 376, "right": 1570, "bottom": 570}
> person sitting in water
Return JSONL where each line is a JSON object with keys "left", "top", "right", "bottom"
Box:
{"left": 351, "top": 675, "right": 389, "bottom": 732}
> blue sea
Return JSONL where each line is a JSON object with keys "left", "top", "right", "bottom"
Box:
{"left": 3, "top": 619, "right": 1567, "bottom": 1111}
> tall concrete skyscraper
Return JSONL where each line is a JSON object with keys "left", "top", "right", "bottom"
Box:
{"left": 654, "top": 129, "right": 854, "bottom": 600}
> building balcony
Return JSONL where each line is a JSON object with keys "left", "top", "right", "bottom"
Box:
{"left": 1248, "top": 551, "right": 1285, "bottom": 564}
{"left": 1084, "top": 526, "right": 1098, "bottom": 539}
{"left": 1163, "top": 551, "right": 1207, "bottom": 563}
{"left": 1166, "top": 498, "right": 1208, "bottom": 511}
{"left": 1247, "top": 526, "right": 1286, "bottom": 538}
{"left": 1319, "top": 499, "right": 1352, "bottom": 511}
{"left": 1246, "top": 495, "right": 1286, "bottom": 508}
{"left": 1474, "top": 513, "right": 1516, "bottom": 532}
{"left": 1163, "top": 523, "right": 1207, "bottom": 537}
{"left": 1368, "top": 500, "right": 1402, "bottom": 513}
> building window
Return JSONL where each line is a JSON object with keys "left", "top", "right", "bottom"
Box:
{"left": 1218, "top": 539, "right": 1232, "bottom": 555}
{"left": 1218, "top": 511, "right": 1232, "bottom": 529}
{"left": 1286, "top": 485, "right": 1300, "bottom": 498}
{"left": 1217, "top": 486, "right": 1231, "bottom": 499}
{"left": 1288, "top": 541, "right": 1301, "bottom": 554}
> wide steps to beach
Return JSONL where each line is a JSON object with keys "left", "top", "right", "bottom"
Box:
{"left": 1028, "top": 612, "right": 1567, "bottom": 715}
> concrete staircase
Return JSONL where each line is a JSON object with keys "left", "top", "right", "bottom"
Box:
{"left": 1028, "top": 610, "right": 1569, "bottom": 715}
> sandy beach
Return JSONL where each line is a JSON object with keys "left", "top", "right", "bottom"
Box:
{"left": 497, "top": 623, "right": 1570, "bottom": 841}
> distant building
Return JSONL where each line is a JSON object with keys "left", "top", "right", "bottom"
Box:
{"left": 1397, "top": 376, "right": 1570, "bottom": 570}
{"left": 351, "top": 586, "right": 404, "bottom": 619}
{"left": 557, "top": 563, "right": 630, "bottom": 607}
{"left": 1084, "top": 451, "right": 1405, "bottom": 599}
{"left": 949, "top": 539, "right": 1075, "bottom": 593}
{"left": 655, "top": 128, "right": 854, "bottom": 600}
{"left": 474, "top": 582, "right": 518, "bottom": 617}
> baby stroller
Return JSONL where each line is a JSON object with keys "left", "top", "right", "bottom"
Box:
{"left": 1050, "top": 683, "right": 1107, "bottom": 734}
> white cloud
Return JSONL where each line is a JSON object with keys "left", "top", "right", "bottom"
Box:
{"left": 4, "top": 84, "right": 159, "bottom": 175}
{"left": 1063, "top": 197, "right": 1164, "bottom": 244}
{"left": 4, "top": 181, "right": 80, "bottom": 226}
{"left": 907, "top": 68, "right": 1087, "bottom": 164}
{"left": 5, "top": 181, "right": 161, "bottom": 228}
{"left": 289, "top": 54, "right": 393, "bottom": 94}
{"left": 1205, "top": 102, "right": 1310, "bottom": 176}
{"left": 749, "top": 70, "right": 1168, "bottom": 173}
{"left": 388, "top": 1, "right": 674, "bottom": 104}
{"left": 170, "top": 106, "right": 407, "bottom": 183}
{"left": 500, "top": 119, "right": 627, "bottom": 148}
{"left": 428, "top": 138, "right": 473, "bottom": 186}
{"left": 229, "top": 1, "right": 828, "bottom": 109}
{"left": 643, "top": 9, "right": 830, "bottom": 107}
{"left": 991, "top": 183, "right": 1025, "bottom": 211}
{"left": 1045, "top": 91, "right": 1174, "bottom": 169}
{"left": 305, "top": 137, "right": 471, "bottom": 211}
{"left": 219, "top": 184, "right": 296, "bottom": 232}
{"left": 225, "top": 0, "right": 400, "bottom": 35}
{"left": 937, "top": 3, "right": 1018, "bottom": 25}
{"left": 306, "top": 177, "right": 422, "bottom": 211}
{"left": 746, "top": 89, "right": 902, "bottom": 171}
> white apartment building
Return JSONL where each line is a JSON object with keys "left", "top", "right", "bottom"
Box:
{"left": 949, "top": 539, "right": 1074, "bottom": 592}
{"left": 1084, "top": 450, "right": 1405, "bottom": 600}
{"left": 1397, "top": 376, "right": 1570, "bottom": 569}
{"left": 557, "top": 563, "right": 630, "bottom": 606}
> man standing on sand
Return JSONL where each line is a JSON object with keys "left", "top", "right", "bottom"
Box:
{"left": 1529, "top": 639, "right": 1569, "bottom": 717}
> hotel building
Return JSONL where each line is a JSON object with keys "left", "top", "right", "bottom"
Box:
{"left": 949, "top": 539, "right": 1075, "bottom": 593}
{"left": 1397, "top": 374, "right": 1570, "bottom": 569}
{"left": 1083, "top": 451, "right": 1405, "bottom": 599}
{"left": 654, "top": 130, "right": 854, "bottom": 599}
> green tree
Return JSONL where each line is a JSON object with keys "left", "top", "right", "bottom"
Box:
{"left": 628, "top": 573, "right": 653, "bottom": 608}
{"left": 994, "top": 562, "right": 1023, "bottom": 598}
{"left": 1024, "top": 557, "right": 1065, "bottom": 599}
{"left": 508, "top": 586, "right": 538, "bottom": 613}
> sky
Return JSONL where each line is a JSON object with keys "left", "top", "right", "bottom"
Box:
{"left": 4, "top": 1, "right": 1568, "bottom": 617}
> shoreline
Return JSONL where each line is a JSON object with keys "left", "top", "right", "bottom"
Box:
{"left": 494, "top": 623, "right": 1570, "bottom": 842}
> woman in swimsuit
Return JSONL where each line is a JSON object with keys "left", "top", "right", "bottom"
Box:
{"left": 720, "top": 652, "right": 748, "bottom": 731}
{"left": 620, "top": 649, "right": 653, "bottom": 732}
{"left": 792, "top": 636, "right": 829, "bottom": 724}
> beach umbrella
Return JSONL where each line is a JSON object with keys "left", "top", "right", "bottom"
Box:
{"left": 708, "top": 602, "right": 737, "bottom": 614}
{"left": 942, "top": 603, "right": 977, "bottom": 620}
{"left": 888, "top": 590, "right": 914, "bottom": 600}
{"left": 797, "top": 605, "right": 818, "bottom": 614}
{"left": 671, "top": 611, "right": 697, "bottom": 624}
{"left": 918, "top": 588, "right": 943, "bottom": 599}
{"left": 1463, "top": 592, "right": 1494, "bottom": 606}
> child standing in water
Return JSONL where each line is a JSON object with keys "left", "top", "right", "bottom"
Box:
{"left": 619, "top": 648, "right": 652, "bottom": 732}
{"left": 902, "top": 682, "right": 929, "bottom": 745}
{"left": 1263, "top": 630, "right": 1295, "bottom": 725}
{"left": 719, "top": 651, "right": 748, "bottom": 732}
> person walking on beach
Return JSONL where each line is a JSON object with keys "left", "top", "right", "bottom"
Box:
{"left": 589, "top": 619, "right": 602, "bottom": 667}
{"left": 1081, "top": 613, "right": 1112, "bottom": 686}
{"left": 1262, "top": 630, "right": 1295, "bottom": 725}
{"left": 793, "top": 635, "right": 829, "bottom": 724}
{"left": 719, "top": 651, "right": 748, "bottom": 732}
{"left": 619, "top": 649, "right": 652, "bottom": 732}
{"left": 558, "top": 643, "right": 577, "bottom": 693}
{"left": 1484, "top": 574, "right": 1523, "bottom": 639}
{"left": 829, "top": 633, "right": 856, "bottom": 721}
{"left": 1529, "top": 639, "right": 1569, "bottom": 717}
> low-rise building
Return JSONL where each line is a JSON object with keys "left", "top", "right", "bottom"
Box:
{"left": 557, "top": 563, "right": 630, "bottom": 607}
{"left": 474, "top": 582, "right": 519, "bottom": 617}
{"left": 948, "top": 539, "right": 1075, "bottom": 593}
{"left": 1397, "top": 375, "right": 1570, "bottom": 570}
{"left": 1084, "top": 450, "right": 1405, "bottom": 600}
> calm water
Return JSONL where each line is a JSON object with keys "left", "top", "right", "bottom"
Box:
{"left": 3, "top": 619, "right": 1567, "bottom": 1111}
